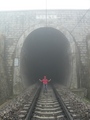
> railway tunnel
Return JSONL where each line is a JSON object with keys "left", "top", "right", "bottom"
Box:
{"left": 20, "top": 27, "right": 71, "bottom": 86}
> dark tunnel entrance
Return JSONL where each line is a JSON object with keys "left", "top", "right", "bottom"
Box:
{"left": 20, "top": 27, "right": 71, "bottom": 85}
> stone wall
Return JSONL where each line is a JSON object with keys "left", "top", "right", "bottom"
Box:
{"left": 0, "top": 10, "right": 90, "bottom": 97}
{"left": 0, "top": 34, "right": 10, "bottom": 104}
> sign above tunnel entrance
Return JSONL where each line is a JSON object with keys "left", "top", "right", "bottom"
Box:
{"left": 36, "top": 15, "right": 57, "bottom": 19}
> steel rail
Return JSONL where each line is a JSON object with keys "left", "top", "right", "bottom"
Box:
{"left": 25, "top": 85, "right": 41, "bottom": 120}
{"left": 52, "top": 84, "right": 73, "bottom": 120}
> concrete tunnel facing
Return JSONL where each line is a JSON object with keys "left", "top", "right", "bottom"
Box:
{"left": 20, "top": 27, "right": 71, "bottom": 86}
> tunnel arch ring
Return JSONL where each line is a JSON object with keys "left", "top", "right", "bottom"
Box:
{"left": 13, "top": 22, "right": 78, "bottom": 94}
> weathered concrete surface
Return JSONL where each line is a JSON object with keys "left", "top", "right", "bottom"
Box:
{"left": 71, "top": 88, "right": 87, "bottom": 98}
{"left": 86, "top": 33, "right": 90, "bottom": 98}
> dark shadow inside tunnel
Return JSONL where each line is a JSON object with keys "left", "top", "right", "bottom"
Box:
{"left": 20, "top": 27, "right": 71, "bottom": 85}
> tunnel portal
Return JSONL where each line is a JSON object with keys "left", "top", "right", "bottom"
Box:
{"left": 20, "top": 27, "right": 71, "bottom": 85}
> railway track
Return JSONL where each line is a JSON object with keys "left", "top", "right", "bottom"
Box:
{"left": 30, "top": 88, "right": 72, "bottom": 120}
{"left": 18, "top": 85, "right": 81, "bottom": 120}
{"left": 0, "top": 84, "right": 89, "bottom": 120}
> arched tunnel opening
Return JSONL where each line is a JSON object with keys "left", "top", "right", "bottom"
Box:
{"left": 20, "top": 27, "right": 71, "bottom": 86}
